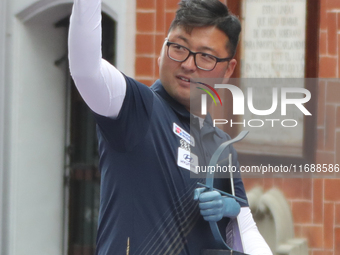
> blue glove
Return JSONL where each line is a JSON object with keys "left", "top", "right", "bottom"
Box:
{"left": 194, "top": 188, "right": 240, "bottom": 222}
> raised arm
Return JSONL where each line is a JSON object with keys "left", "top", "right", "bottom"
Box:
{"left": 68, "top": 0, "right": 126, "bottom": 118}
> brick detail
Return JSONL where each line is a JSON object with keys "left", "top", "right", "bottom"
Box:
{"left": 319, "top": 57, "right": 337, "bottom": 78}
{"left": 317, "top": 81, "right": 325, "bottom": 127}
{"left": 313, "top": 251, "right": 334, "bottom": 255}
{"left": 313, "top": 179, "right": 323, "bottom": 224}
{"left": 317, "top": 128, "right": 325, "bottom": 151}
{"left": 335, "top": 228, "right": 340, "bottom": 255}
{"left": 135, "top": 0, "right": 184, "bottom": 85}
{"left": 136, "top": 0, "right": 155, "bottom": 9}
{"left": 136, "top": 34, "right": 155, "bottom": 55}
{"left": 324, "top": 179, "right": 340, "bottom": 202}
{"left": 316, "top": 151, "right": 335, "bottom": 165}
{"left": 337, "top": 106, "right": 340, "bottom": 128}
{"left": 165, "top": 0, "right": 179, "bottom": 10}
{"left": 327, "top": 12, "right": 338, "bottom": 56}
{"left": 314, "top": 7, "right": 340, "bottom": 246}
{"left": 136, "top": 12, "right": 155, "bottom": 33}
{"left": 156, "top": 0, "right": 165, "bottom": 33}
{"left": 319, "top": 31, "right": 327, "bottom": 55}
{"left": 323, "top": 203, "right": 334, "bottom": 249}
{"left": 300, "top": 226, "right": 323, "bottom": 249}
{"left": 335, "top": 204, "right": 340, "bottom": 225}
{"left": 326, "top": 81, "right": 340, "bottom": 104}
{"left": 336, "top": 132, "right": 340, "bottom": 164}
{"left": 135, "top": 56, "right": 154, "bottom": 77}
{"left": 327, "top": 0, "right": 340, "bottom": 10}
{"left": 325, "top": 105, "right": 336, "bottom": 151}
{"left": 292, "top": 201, "right": 312, "bottom": 224}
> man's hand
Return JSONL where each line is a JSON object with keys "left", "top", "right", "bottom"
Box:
{"left": 194, "top": 188, "right": 241, "bottom": 222}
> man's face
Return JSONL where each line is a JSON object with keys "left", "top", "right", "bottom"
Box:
{"left": 158, "top": 26, "right": 237, "bottom": 111}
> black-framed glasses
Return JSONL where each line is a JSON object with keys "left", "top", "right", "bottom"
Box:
{"left": 166, "top": 40, "right": 232, "bottom": 71}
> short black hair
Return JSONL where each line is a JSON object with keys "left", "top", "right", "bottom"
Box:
{"left": 169, "top": 0, "right": 241, "bottom": 57}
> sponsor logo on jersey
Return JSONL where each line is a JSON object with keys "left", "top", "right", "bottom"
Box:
{"left": 173, "top": 123, "right": 195, "bottom": 146}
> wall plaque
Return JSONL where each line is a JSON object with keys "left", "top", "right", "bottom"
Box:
{"left": 236, "top": 0, "right": 308, "bottom": 158}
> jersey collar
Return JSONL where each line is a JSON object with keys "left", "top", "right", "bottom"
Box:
{"left": 150, "top": 80, "right": 223, "bottom": 138}
{"left": 151, "top": 79, "right": 190, "bottom": 119}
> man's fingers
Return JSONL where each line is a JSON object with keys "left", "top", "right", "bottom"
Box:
{"left": 199, "top": 199, "right": 223, "bottom": 210}
{"left": 198, "top": 191, "right": 221, "bottom": 202}
{"left": 200, "top": 208, "right": 222, "bottom": 216}
{"left": 194, "top": 188, "right": 206, "bottom": 200}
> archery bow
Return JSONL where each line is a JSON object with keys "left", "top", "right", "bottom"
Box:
{"left": 197, "top": 130, "right": 249, "bottom": 250}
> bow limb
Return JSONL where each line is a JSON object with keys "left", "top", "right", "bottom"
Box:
{"left": 205, "top": 131, "right": 249, "bottom": 250}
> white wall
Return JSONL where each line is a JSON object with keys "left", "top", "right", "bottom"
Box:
{"left": 8, "top": 12, "right": 68, "bottom": 255}
{"left": 16, "top": 0, "right": 136, "bottom": 76}
{"left": 1, "top": 0, "right": 136, "bottom": 254}
{"left": 0, "top": 0, "right": 11, "bottom": 254}
{"left": 106, "top": 0, "right": 136, "bottom": 76}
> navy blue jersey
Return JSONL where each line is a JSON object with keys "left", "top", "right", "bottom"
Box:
{"left": 93, "top": 77, "right": 248, "bottom": 255}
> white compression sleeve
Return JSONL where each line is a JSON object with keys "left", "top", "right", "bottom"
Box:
{"left": 238, "top": 207, "right": 273, "bottom": 255}
{"left": 68, "top": 0, "right": 126, "bottom": 118}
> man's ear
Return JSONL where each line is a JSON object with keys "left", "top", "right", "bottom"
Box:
{"left": 158, "top": 56, "right": 161, "bottom": 66}
{"left": 222, "top": 59, "right": 237, "bottom": 83}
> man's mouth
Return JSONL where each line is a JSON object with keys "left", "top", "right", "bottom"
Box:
{"left": 178, "top": 76, "right": 190, "bottom": 82}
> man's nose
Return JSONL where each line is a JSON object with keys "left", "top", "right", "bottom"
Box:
{"left": 181, "top": 54, "right": 197, "bottom": 71}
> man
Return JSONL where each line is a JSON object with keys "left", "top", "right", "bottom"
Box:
{"left": 69, "top": 0, "right": 272, "bottom": 254}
